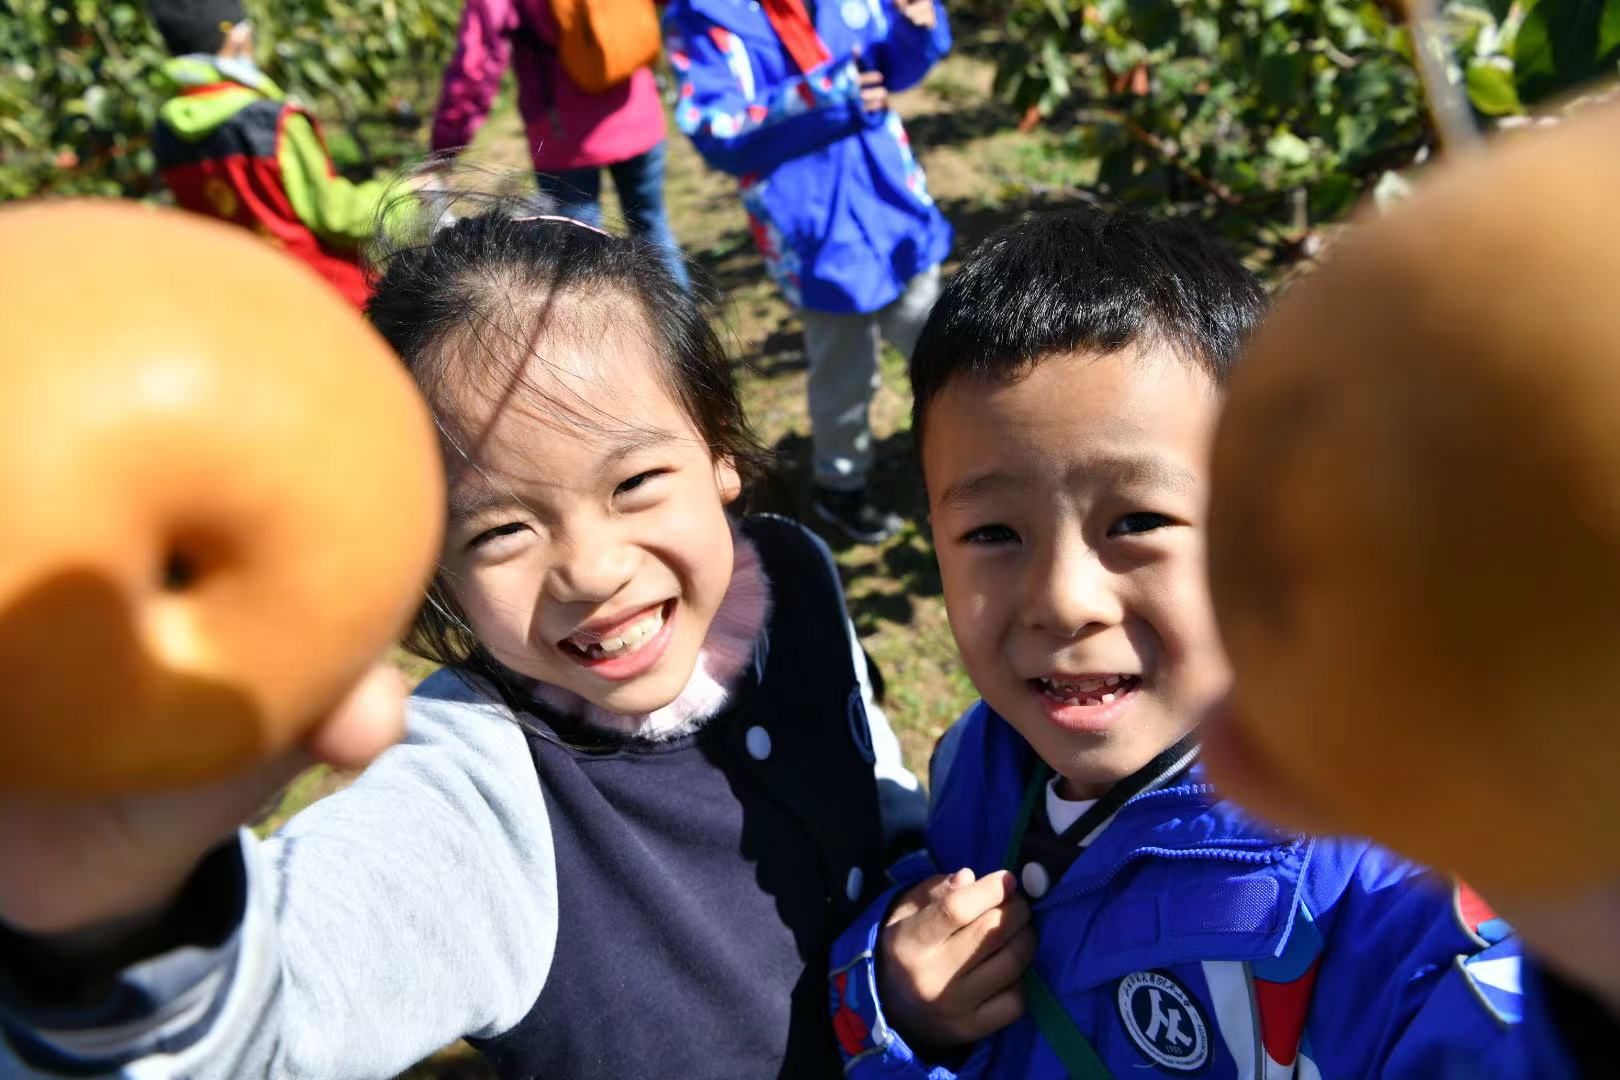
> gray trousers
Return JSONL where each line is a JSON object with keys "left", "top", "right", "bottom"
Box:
{"left": 799, "top": 265, "right": 942, "bottom": 491}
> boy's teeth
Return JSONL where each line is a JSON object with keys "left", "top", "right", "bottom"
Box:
{"left": 1039, "top": 674, "right": 1135, "bottom": 703}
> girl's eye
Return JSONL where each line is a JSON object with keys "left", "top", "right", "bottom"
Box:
{"left": 468, "top": 521, "right": 529, "bottom": 549}
{"left": 961, "top": 524, "right": 1019, "bottom": 545}
{"left": 614, "top": 469, "right": 667, "bottom": 497}
{"left": 1110, "top": 512, "right": 1174, "bottom": 538}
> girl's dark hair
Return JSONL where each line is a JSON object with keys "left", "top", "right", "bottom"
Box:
{"left": 908, "top": 207, "right": 1266, "bottom": 455}
{"left": 366, "top": 190, "right": 766, "bottom": 682}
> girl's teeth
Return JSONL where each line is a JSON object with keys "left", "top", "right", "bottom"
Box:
{"left": 1100, "top": 693, "right": 1115, "bottom": 704}
{"left": 579, "top": 609, "right": 665, "bottom": 658}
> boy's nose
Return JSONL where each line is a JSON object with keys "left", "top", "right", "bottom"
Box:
{"left": 1023, "top": 540, "right": 1124, "bottom": 638}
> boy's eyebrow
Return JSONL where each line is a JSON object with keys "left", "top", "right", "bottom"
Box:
{"left": 937, "top": 455, "right": 1197, "bottom": 510}
{"left": 1092, "top": 454, "right": 1199, "bottom": 494}
{"left": 938, "top": 470, "right": 1023, "bottom": 510}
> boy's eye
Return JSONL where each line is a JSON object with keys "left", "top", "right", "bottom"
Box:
{"left": 1109, "top": 512, "right": 1174, "bottom": 538}
{"left": 468, "top": 521, "right": 529, "bottom": 549}
{"left": 614, "top": 469, "right": 667, "bottom": 497}
{"left": 961, "top": 524, "right": 1019, "bottom": 545}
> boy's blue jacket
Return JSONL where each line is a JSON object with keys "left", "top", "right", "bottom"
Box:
{"left": 831, "top": 702, "right": 1578, "bottom": 1078}
{"left": 663, "top": 0, "right": 953, "bottom": 314}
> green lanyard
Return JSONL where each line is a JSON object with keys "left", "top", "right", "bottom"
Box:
{"left": 1001, "top": 763, "right": 1115, "bottom": 1080}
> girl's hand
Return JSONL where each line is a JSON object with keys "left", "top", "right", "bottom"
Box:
{"left": 859, "top": 69, "right": 890, "bottom": 113}
{"left": 897, "top": 0, "right": 937, "bottom": 29}
{"left": 877, "top": 868, "right": 1036, "bottom": 1054}
{"left": 0, "top": 663, "right": 405, "bottom": 937}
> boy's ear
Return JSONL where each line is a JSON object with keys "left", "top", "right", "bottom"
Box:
{"left": 715, "top": 457, "right": 743, "bottom": 505}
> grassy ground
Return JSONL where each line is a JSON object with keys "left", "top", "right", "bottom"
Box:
{"left": 265, "top": 35, "right": 1122, "bottom": 1078}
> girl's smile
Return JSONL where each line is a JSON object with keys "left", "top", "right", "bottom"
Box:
{"left": 437, "top": 299, "right": 743, "bottom": 720}
{"left": 559, "top": 598, "right": 677, "bottom": 681}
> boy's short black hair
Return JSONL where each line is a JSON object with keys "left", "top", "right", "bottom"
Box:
{"left": 909, "top": 208, "right": 1266, "bottom": 454}
{"left": 147, "top": 0, "right": 246, "bottom": 55}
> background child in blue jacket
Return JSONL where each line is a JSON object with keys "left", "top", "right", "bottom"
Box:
{"left": 664, "top": 0, "right": 953, "bottom": 543}
{"left": 828, "top": 210, "right": 1579, "bottom": 1077}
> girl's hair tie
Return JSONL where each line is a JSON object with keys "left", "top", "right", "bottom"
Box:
{"left": 511, "top": 214, "right": 613, "bottom": 238}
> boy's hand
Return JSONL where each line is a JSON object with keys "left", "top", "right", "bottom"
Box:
{"left": 0, "top": 662, "right": 404, "bottom": 937}
{"left": 858, "top": 69, "right": 890, "bottom": 113}
{"left": 878, "top": 868, "right": 1036, "bottom": 1054}
{"left": 897, "top": 0, "right": 937, "bottom": 29}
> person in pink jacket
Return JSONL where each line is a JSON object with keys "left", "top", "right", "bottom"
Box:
{"left": 431, "top": 0, "right": 692, "bottom": 290}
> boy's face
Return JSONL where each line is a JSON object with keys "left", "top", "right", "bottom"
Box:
{"left": 923, "top": 346, "right": 1229, "bottom": 798}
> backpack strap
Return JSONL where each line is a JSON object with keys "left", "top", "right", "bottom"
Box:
{"left": 1002, "top": 765, "right": 1116, "bottom": 1080}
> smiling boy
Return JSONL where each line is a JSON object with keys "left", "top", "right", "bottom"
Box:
{"left": 828, "top": 210, "right": 1573, "bottom": 1078}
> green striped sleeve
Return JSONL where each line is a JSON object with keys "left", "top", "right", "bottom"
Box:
{"left": 277, "top": 112, "right": 394, "bottom": 247}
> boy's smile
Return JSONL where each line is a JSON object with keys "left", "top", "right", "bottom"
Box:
{"left": 1033, "top": 673, "right": 1143, "bottom": 734}
{"left": 923, "top": 346, "right": 1230, "bottom": 799}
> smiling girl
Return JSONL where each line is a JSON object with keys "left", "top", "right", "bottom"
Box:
{"left": 0, "top": 203, "right": 924, "bottom": 1079}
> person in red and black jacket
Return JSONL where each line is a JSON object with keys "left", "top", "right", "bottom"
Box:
{"left": 146, "top": 0, "right": 398, "bottom": 308}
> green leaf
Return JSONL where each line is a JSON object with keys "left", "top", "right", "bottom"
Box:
{"left": 1309, "top": 172, "right": 1359, "bottom": 220}
{"left": 82, "top": 83, "right": 111, "bottom": 127}
{"left": 1466, "top": 57, "right": 1522, "bottom": 114}
{"left": 1267, "top": 128, "right": 1313, "bottom": 166}
{"left": 1039, "top": 37, "right": 1073, "bottom": 101}
{"left": 1258, "top": 44, "right": 1307, "bottom": 108}
{"left": 1127, "top": 0, "right": 1179, "bottom": 49}
{"left": 1601, "top": 0, "right": 1620, "bottom": 57}
{"left": 1514, "top": 0, "right": 1614, "bottom": 101}
{"left": 1335, "top": 111, "right": 1377, "bottom": 159}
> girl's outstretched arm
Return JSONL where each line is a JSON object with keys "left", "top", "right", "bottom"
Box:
{"left": 0, "top": 672, "right": 558, "bottom": 1079}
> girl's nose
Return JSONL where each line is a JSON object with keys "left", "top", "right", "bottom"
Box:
{"left": 546, "top": 537, "right": 638, "bottom": 604}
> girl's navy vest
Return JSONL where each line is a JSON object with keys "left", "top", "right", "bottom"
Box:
{"left": 473, "top": 516, "right": 906, "bottom": 1078}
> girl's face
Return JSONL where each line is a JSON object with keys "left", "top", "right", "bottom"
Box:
{"left": 438, "top": 308, "right": 742, "bottom": 716}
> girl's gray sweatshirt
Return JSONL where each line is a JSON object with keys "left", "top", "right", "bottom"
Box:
{"left": 0, "top": 629, "right": 922, "bottom": 1078}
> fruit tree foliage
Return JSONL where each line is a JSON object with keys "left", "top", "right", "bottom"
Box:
{"left": 992, "top": 0, "right": 1619, "bottom": 227}
{"left": 0, "top": 0, "right": 458, "bottom": 199}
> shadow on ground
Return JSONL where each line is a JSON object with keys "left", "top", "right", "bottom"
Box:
{"left": 746, "top": 428, "right": 942, "bottom": 633}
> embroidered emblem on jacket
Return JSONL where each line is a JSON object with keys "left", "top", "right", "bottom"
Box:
{"left": 1117, "top": 970, "right": 1210, "bottom": 1071}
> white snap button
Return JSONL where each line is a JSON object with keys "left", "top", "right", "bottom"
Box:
{"left": 745, "top": 725, "right": 772, "bottom": 761}
{"left": 1020, "top": 862, "right": 1050, "bottom": 900}
{"left": 846, "top": 866, "right": 864, "bottom": 902}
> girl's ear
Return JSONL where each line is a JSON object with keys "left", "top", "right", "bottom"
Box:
{"left": 715, "top": 457, "right": 743, "bottom": 505}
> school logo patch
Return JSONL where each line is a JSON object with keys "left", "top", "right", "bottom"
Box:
{"left": 1117, "top": 970, "right": 1209, "bottom": 1071}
